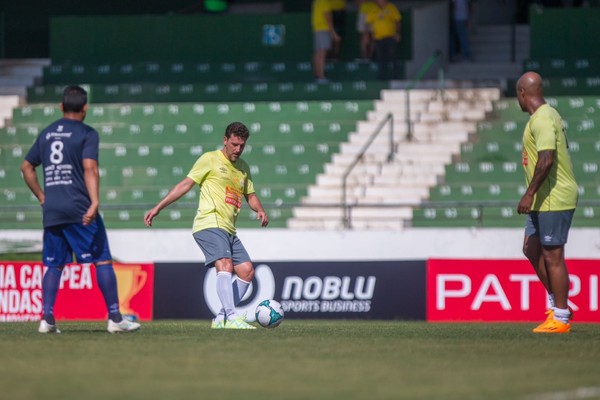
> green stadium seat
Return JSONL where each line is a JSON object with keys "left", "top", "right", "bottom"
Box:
{"left": 523, "top": 58, "right": 600, "bottom": 78}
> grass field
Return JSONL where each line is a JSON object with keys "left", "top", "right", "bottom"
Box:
{"left": 1, "top": 320, "right": 600, "bottom": 400}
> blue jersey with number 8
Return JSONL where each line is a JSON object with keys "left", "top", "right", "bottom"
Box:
{"left": 25, "top": 118, "right": 99, "bottom": 227}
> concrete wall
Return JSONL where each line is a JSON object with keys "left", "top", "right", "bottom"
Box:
{"left": 405, "top": 1, "right": 448, "bottom": 79}
{"left": 3, "top": 228, "right": 599, "bottom": 263}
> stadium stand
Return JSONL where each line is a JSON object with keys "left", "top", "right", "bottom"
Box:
{"left": 0, "top": 92, "right": 376, "bottom": 229}
{"left": 2, "top": 4, "right": 600, "bottom": 232}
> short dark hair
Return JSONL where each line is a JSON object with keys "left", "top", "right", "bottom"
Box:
{"left": 224, "top": 122, "right": 250, "bottom": 140}
{"left": 62, "top": 85, "right": 87, "bottom": 113}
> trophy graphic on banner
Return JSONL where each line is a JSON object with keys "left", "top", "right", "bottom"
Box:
{"left": 114, "top": 263, "right": 147, "bottom": 321}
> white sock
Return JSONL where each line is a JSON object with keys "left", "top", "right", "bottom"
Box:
{"left": 216, "top": 271, "right": 237, "bottom": 320}
{"left": 553, "top": 307, "right": 570, "bottom": 324}
{"left": 548, "top": 293, "right": 556, "bottom": 308}
{"left": 216, "top": 278, "right": 251, "bottom": 321}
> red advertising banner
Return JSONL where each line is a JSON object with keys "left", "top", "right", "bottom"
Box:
{"left": 427, "top": 259, "right": 600, "bottom": 322}
{"left": 0, "top": 261, "right": 154, "bottom": 322}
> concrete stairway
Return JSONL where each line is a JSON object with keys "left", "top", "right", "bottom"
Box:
{"left": 445, "top": 24, "right": 530, "bottom": 82}
{"left": 287, "top": 87, "right": 502, "bottom": 230}
{"left": 0, "top": 59, "right": 49, "bottom": 128}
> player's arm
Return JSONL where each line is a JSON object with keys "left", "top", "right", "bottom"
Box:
{"left": 83, "top": 158, "right": 100, "bottom": 225}
{"left": 20, "top": 160, "right": 45, "bottom": 206}
{"left": 144, "top": 177, "right": 196, "bottom": 227}
{"left": 245, "top": 192, "right": 269, "bottom": 227}
{"left": 517, "top": 150, "right": 554, "bottom": 214}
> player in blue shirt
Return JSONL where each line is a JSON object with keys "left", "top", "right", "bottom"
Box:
{"left": 21, "top": 85, "right": 140, "bottom": 334}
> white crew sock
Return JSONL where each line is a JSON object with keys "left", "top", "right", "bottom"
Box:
{"left": 553, "top": 307, "right": 570, "bottom": 324}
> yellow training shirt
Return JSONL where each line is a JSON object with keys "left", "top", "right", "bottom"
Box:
{"left": 330, "top": 0, "right": 346, "bottom": 11}
{"left": 312, "top": 0, "right": 333, "bottom": 32}
{"left": 522, "top": 104, "right": 578, "bottom": 211}
{"left": 366, "top": 3, "right": 401, "bottom": 40}
{"left": 187, "top": 150, "right": 255, "bottom": 235}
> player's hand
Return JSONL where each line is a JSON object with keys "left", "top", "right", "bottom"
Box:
{"left": 517, "top": 193, "right": 534, "bottom": 214}
{"left": 144, "top": 208, "right": 160, "bottom": 227}
{"left": 83, "top": 205, "right": 98, "bottom": 226}
{"left": 256, "top": 211, "right": 269, "bottom": 227}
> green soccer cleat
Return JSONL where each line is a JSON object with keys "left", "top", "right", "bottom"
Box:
{"left": 211, "top": 318, "right": 226, "bottom": 329}
{"left": 225, "top": 315, "right": 256, "bottom": 330}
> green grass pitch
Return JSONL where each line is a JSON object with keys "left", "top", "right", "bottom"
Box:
{"left": 1, "top": 320, "right": 600, "bottom": 400}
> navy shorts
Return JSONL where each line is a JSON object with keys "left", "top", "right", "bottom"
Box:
{"left": 193, "top": 228, "right": 251, "bottom": 268}
{"left": 524, "top": 210, "right": 575, "bottom": 246}
{"left": 43, "top": 215, "right": 112, "bottom": 268}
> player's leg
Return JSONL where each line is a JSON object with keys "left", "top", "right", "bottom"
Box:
{"left": 532, "top": 211, "right": 574, "bottom": 333}
{"left": 217, "top": 235, "right": 256, "bottom": 329}
{"left": 523, "top": 213, "right": 553, "bottom": 300}
{"left": 38, "top": 225, "right": 73, "bottom": 333}
{"left": 65, "top": 217, "right": 140, "bottom": 332}
{"left": 541, "top": 245, "right": 569, "bottom": 313}
{"left": 523, "top": 235, "right": 552, "bottom": 298}
{"left": 194, "top": 229, "right": 254, "bottom": 329}
{"left": 539, "top": 210, "right": 574, "bottom": 325}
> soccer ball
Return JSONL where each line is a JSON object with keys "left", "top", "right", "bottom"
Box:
{"left": 255, "top": 299, "right": 284, "bottom": 328}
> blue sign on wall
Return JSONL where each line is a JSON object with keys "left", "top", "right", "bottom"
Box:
{"left": 262, "top": 24, "right": 286, "bottom": 46}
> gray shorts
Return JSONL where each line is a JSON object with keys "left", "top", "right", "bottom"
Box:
{"left": 314, "top": 30, "right": 332, "bottom": 51}
{"left": 524, "top": 210, "right": 575, "bottom": 246}
{"left": 192, "top": 228, "right": 251, "bottom": 268}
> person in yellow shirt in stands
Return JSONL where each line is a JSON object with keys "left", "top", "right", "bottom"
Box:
{"left": 312, "top": 0, "right": 340, "bottom": 83}
{"left": 144, "top": 122, "right": 269, "bottom": 330}
{"left": 366, "top": 0, "right": 401, "bottom": 80}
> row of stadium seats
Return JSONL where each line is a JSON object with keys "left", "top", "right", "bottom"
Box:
{"left": 0, "top": 205, "right": 296, "bottom": 229}
{"left": 10, "top": 100, "right": 374, "bottom": 125}
{"left": 412, "top": 205, "right": 600, "bottom": 228}
{"left": 460, "top": 138, "right": 600, "bottom": 163}
{"left": 523, "top": 58, "right": 600, "bottom": 77}
{"left": 491, "top": 96, "right": 600, "bottom": 119}
{"left": 505, "top": 76, "right": 600, "bottom": 96}
{"left": 27, "top": 81, "right": 390, "bottom": 103}
{"left": 41, "top": 61, "right": 386, "bottom": 84}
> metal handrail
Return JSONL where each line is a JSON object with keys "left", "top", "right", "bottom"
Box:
{"left": 341, "top": 112, "right": 394, "bottom": 229}
{"left": 405, "top": 50, "right": 445, "bottom": 141}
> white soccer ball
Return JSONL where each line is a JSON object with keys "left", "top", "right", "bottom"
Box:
{"left": 255, "top": 299, "right": 284, "bottom": 328}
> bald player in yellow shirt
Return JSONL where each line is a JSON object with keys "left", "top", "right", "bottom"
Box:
{"left": 516, "top": 71, "right": 578, "bottom": 334}
{"left": 144, "top": 122, "right": 268, "bottom": 329}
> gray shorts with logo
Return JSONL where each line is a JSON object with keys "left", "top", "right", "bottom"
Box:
{"left": 524, "top": 209, "right": 575, "bottom": 246}
{"left": 192, "top": 228, "right": 251, "bottom": 267}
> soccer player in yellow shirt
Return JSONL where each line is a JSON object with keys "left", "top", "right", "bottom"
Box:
{"left": 516, "top": 72, "right": 578, "bottom": 334}
{"left": 144, "top": 122, "right": 269, "bottom": 329}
